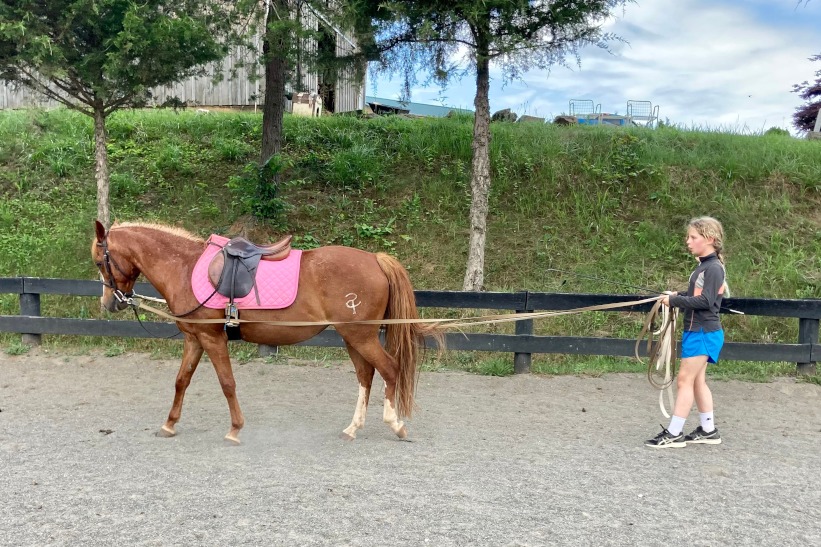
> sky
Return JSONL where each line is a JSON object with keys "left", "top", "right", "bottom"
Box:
{"left": 368, "top": 1, "right": 821, "bottom": 133}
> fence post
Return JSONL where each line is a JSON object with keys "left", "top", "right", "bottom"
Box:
{"left": 19, "top": 292, "right": 42, "bottom": 346}
{"left": 259, "top": 344, "right": 278, "bottom": 358}
{"left": 797, "top": 318, "right": 818, "bottom": 376}
{"left": 514, "top": 292, "right": 533, "bottom": 374}
{"left": 514, "top": 315, "right": 533, "bottom": 373}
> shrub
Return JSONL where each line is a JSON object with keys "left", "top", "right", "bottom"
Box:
{"left": 226, "top": 156, "right": 291, "bottom": 226}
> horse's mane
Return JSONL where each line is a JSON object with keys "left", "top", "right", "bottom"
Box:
{"left": 111, "top": 221, "right": 205, "bottom": 244}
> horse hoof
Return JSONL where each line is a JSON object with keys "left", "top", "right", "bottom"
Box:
{"left": 339, "top": 432, "right": 356, "bottom": 442}
{"left": 224, "top": 433, "right": 241, "bottom": 445}
{"left": 157, "top": 425, "right": 176, "bottom": 438}
{"left": 396, "top": 425, "right": 408, "bottom": 439}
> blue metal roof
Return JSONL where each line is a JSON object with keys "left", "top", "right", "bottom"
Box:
{"left": 365, "top": 96, "right": 472, "bottom": 117}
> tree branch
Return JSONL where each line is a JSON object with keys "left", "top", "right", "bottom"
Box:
{"left": 103, "top": 93, "right": 137, "bottom": 116}
{"left": 16, "top": 66, "right": 93, "bottom": 115}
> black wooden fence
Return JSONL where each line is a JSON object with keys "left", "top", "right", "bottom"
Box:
{"left": 1, "top": 277, "right": 819, "bottom": 375}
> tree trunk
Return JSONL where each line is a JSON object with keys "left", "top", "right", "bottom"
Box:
{"left": 93, "top": 106, "right": 110, "bottom": 228}
{"left": 260, "top": 0, "right": 290, "bottom": 165}
{"left": 462, "top": 47, "right": 492, "bottom": 292}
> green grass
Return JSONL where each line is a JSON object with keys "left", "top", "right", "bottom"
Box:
{"left": 1, "top": 107, "right": 820, "bottom": 381}
{"left": 104, "top": 344, "right": 126, "bottom": 357}
{"left": 799, "top": 374, "right": 821, "bottom": 386}
{"left": 4, "top": 342, "right": 32, "bottom": 356}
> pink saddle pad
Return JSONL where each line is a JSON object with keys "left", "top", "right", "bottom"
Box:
{"left": 191, "top": 235, "right": 302, "bottom": 310}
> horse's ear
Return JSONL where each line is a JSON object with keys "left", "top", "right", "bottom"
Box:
{"left": 94, "top": 220, "right": 107, "bottom": 242}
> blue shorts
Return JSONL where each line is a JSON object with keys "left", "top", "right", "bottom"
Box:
{"left": 681, "top": 329, "right": 724, "bottom": 364}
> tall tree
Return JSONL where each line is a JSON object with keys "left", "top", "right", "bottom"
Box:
{"left": 792, "top": 54, "right": 821, "bottom": 133}
{"left": 258, "top": 1, "right": 371, "bottom": 165}
{"left": 0, "top": 0, "right": 236, "bottom": 227}
{"left": 260, "top": 0, "right": 297, "bottom": 165}
{"left": 365, "top": 0, "right": 630, "bottom": 290}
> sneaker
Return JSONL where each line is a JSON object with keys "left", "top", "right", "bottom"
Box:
{"left": 684, "top": 426, "right": 722, "bottom": 445}
{"left": 644, "top": 426, "right": 686, "bottom": 448}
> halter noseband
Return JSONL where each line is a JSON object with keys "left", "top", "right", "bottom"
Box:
{"left": 97, "top": 237, "right": 133, "bottom": 305}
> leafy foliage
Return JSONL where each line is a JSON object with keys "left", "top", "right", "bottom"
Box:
{"left": 227, "top": 156, "right": 292, "bottom": 226}
{"left": 0, "top": 0, "right": 236, "bottom": 114}
{"left": 792, "top": 53, "right": 821, "bottom": 132}
{"left": 764, "top": 127, "right": 791, "bottom": 137}
{"left": 366, "top": 0, "right": 631, "bottom": 96}
{"left": 0, "top": 0, "right": 240, "bottom": 226}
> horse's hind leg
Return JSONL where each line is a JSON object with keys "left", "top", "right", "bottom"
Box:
{"left": 159, "top": 333, "right": 204, "bottom": 438}
{"left": 340, "top": 344, "right": 375, "bottom": 441}
{"left": 341, "top": 332, "right": 407, "bottom": 439}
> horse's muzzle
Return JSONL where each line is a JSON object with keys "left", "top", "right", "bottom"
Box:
{"left": 101, "top": 296, "right": 129, "bottom": 313}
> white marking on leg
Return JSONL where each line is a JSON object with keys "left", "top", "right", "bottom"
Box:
{"left": 342, "top": 384, "right": 369, "bottom": 438}
{"left": 383, "top": 397, "right": 404, "bottom": 435}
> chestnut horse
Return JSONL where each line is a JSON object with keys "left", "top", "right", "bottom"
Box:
{"left": 91, "top": 220, "right": 440, "bottom": 444}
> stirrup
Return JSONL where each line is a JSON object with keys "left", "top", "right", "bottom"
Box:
{"left": 225, "top": 303, "right": 240, "bottom": 328}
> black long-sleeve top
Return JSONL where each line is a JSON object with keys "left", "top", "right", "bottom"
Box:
{"left": 668, "top": 253, "right": 726, "bottom": 332}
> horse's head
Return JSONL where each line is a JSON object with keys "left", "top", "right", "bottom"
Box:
{"left": 92, "top": 220, "right": 140, "bottom": 313}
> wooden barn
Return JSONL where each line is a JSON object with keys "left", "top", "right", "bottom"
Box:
{"left": 1, "top": 4, "right": 365, "bottom": 114}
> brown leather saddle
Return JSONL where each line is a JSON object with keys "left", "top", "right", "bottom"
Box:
{"left": 207, "top": 235, "right": 292, "bottom": 305}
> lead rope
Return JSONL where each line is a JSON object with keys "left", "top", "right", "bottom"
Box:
{"left": 635, "top": 299, "right": 678, "bottom": 418}
{"left": 125, "top": 289, "right": 674, "bottom": 415}
{"left": 125, "top": 294, "right": 664, "bottom": 328}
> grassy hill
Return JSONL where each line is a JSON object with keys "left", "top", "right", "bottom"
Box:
{"left": 2, "top": 108, "right": 820, "bottom": 377}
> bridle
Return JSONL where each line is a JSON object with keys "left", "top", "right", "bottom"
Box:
{"left": 96, "top": 233, "right": 215, "bottom": 322}
{"left": 96, "top": 236, "right": 134, "bottom": 305}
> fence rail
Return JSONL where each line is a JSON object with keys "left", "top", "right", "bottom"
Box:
{"left": 2, "top": 277, "right": 819, "bottom": 375}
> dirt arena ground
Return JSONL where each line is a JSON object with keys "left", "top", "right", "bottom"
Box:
{"left": 1, "top": 349, "right": 819, "bottom": 546}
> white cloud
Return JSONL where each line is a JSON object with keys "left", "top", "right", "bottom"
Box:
{"left": 372, "top": 0, "right": 820, "bottom": 132}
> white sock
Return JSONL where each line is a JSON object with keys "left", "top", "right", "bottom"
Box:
{"left": 668, "top": 415, "right": 686, "bottom": 436}
{"left": 700, "top": 411, "right": 715, "bottom": 433}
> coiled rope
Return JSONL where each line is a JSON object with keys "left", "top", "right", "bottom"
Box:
{"left": 635, "top": 298, "right": 677, "bottom": 418}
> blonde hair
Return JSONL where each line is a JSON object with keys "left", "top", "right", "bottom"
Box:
{"left": 688, "top": 216, "right": 730, "bottom": 296}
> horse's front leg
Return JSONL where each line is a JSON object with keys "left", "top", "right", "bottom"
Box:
{"left": 200, "top": 331, "right": 245, "bottom": 444}
{"left": 158, "top": 333, "right": 204, "bottom": 438}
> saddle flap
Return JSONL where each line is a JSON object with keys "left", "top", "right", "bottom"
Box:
{"left": 208, "top": 251, "right": 261, "bottom": 299}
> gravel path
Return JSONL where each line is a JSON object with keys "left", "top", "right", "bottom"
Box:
{"left": 1, "top": 349, "right": 820, "bottom": 546}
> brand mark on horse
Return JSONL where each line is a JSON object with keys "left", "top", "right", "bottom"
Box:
{"left": 345, "top": 293, "right": 361, "bottom": 315}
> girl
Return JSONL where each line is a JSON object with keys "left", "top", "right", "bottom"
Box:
{"left": 645, "top": 216, "right": 728, "bottom": 448}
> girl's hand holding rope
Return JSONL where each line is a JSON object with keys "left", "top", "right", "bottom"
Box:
{"left": 660, "top": 291, "right": 677, "bottom": 307}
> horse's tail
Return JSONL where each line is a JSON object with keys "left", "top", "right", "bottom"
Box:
{"left": 375, "top": 253, "right": 444, "bottom": 419}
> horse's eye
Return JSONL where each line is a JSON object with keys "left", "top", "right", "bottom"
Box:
{"left": 95, "top": 262, "right": 103, "bottom": 267}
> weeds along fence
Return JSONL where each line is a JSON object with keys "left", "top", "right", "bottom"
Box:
{"left": 2, "top": 277, "right": 819, "bottom": 375}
